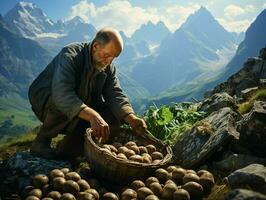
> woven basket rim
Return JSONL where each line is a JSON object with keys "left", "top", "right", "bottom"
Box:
{"left": 85, "top": 128, "right": 172, "bottom": 167}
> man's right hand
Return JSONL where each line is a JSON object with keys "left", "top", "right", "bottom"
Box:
{"left": 79, "top": 107, "right": 110, "bottom": 142}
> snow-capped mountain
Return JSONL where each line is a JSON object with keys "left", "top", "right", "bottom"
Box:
{"left": 4, "top": 1, "right": 55, "bottom": 37}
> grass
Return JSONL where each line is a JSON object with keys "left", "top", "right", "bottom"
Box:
{"left": 238, "top": 88, "right": 266, "bottom": 114}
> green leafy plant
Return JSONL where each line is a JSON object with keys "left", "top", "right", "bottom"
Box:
{"left": 143, "top": 102, "right": 207, "bottom": 144}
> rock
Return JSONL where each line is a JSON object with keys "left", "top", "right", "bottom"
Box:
{"left": 226, "top": 164, "right": 266, "bottom": 195}
{"left": 213, "top": 153, "right": 266, "bottom": 173}
{"left": 199, "top": 92, "right": 238, "bottom": 113}
{"left": 240, "top": 87, "right": 259, "bottom": 101}
{"left": 237, "top": 101, "right": 266, "bottom": 157}
{"left": 205, "top": 55, "right": 266, "bottom": 98}
{"left": 0, "top": 151, "right": 71, "bottom": 197}
{"left": 225, "top": 189, "right": 266, "bottom": 200}
{"left": 172, "top": 107, "right": 241, "bottom": 168}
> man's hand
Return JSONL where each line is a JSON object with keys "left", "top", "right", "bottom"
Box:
{"left": 79, "top": 107, "right": 110, "bottom": 142}
{"left": 124, "top": 113, "right": 147, "bottom": 135}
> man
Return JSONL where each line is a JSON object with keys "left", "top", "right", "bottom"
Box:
{"left": 29, "top": 27, "right": 147, "bottom": 159}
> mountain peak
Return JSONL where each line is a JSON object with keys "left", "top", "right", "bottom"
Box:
{"left": 17, "top": 1, "right": 37, "bottom": 10}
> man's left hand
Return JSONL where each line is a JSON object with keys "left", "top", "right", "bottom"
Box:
{"left": 124, "top": 113, "right": 148, "bottom": 135}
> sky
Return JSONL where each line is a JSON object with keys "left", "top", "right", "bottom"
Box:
{"left": 0, "top": 0, "right": 266, "bottom": 36}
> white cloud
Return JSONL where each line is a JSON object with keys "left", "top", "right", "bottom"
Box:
{"left": 69, "top": 0, "right": 160, "bottom": 36}
{"left": 217, "top": 17, "right": 251, "bottom": 33}
{"left": 69, "top": 0, "right": 201, "bottom": 36}
{"left": 263, "top": 3, "right": 266, "bottom": 9}
{"left": 245, "top": 5, "right": 256, "bottom": 12}
{"left": 224, "top": 5, "right": 245, "bottom": 19}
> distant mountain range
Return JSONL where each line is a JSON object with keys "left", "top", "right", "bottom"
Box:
{"left": 131, "top": 7, "right": 237, "bottom": 94}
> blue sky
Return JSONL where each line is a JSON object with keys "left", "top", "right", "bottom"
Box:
{"left": 1, "top": 0, "right": 265, "bottom": 36}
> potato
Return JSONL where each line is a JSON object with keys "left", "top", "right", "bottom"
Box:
{"left": 173, "top": 188, "right": 190, "bottom": 200}
{"left": 102, "top": 144, "right": 111, "bottom": 151}
{"left": 149, "top": 182, "right": 162, "bottom": 196}
{"left": 108, "top": 145, "right": 118, "bottom": 153}
{"left": 33, "top": 174, "right": 49, "bottom": 188}
{"left": 139, "top": 146, "right": 148, "bottom": 154}
{"left": 151, "top": 152, "right": 164, "bottom": 160}
{"left": 129, "top": 155, "right": 143, "bottom": 162}
{"left": 77, "top": 179, "right": 91, "bottom": 191}
{"left": 142, "top": 153, "right": 152, "bottom": 161}
{"left": 161, "top": 183, "right": 177, "bottom": 200}
{"left": 98, "top": 188, "right": 108, "bottom": 198}
{"left": 186, "top": 169, "right": 196, "bottom": 174}
{"left": 124, "top": 149, "right": 136, "bottom": 158}
{"left": 47, "top": 191, "right": 61, "bottom": 200}
{"left": 131, "top": 180, "right": 145, "bottom": 191}
{"left": 146, "top": 145, "right": 156, "bottom": 154}
{"left": 142, "top": 156, "right": 152, "bottom": 164}
{"left": 111, "top": 152, "right": 117, "bottom": 157}
{"left": 117, "top": 153, "right": 127, "bottom": 160}
{"left": 127, "top": 145, "right": 140, "bottom": 154}
{"left": 103, "top": 192, "right": 119, "bottom": 200}
{"left": 65, "top": 172, "right": 81, "bottom": 182}
{"left": 118, "top": 146, "right": 129, "bottom": 154}
{"left": 137, "top": 187, "right": 153, "bottom": 200}
{"left": 42, "top": 198, "right": 53, "bottom": 200}
{"left": 22, "top": 185, "right": 34, "bottom": 198}
{"left": 78, "top": 192, "right": 95, "bottom": 200}
{"left": 144, "top": 194, "right": 159, "bottom": 200}
{"left": 121, "top": 188, "right": 137, "bottom": 200}
{"left": 25, "top": 196, "right": 40, "bottom": 200}
{"left": 199, "top": 173, "right": 215, "bottom": 192}
{"left": 28, "top": 189, "right": 42, "bottom": 199}
{"left": 182, "top": 181, "right": 203, "bottom": 197}
{"left": 172, "top": 168, "right": 186, "bottom": 184}
{"left": 125, "top": 141, "right": 137, "bottom": 148}
{"left": 59, "top": 193, "right": 76, "bottom": 200}
{"left": 53, "top": 177, "right": 66, "bottom": 191}
{"left": 183, "top": 173, "right": 200, "bottom": 184}
{"left": 50, "top": 169, "right": 65, "bottom": 179}
{"left": 145, "top": 177, "right": 159, "bottom": 187}
{"left": 197, "top": 170, "right": 210, "bottom": 177}
{"left": 63, "top": 180, "right": 80, "bottom": 196}
{"left": 165, "top": 180, "right": 176, "bottom": 185}
{"left": 155, "top": 168, "right": 170, "bottom": 183}
{"left": 85, "top": 188, "right": 99, "bottom": 200}
{"left": 166, "top": 166, "right": 177, "bottom": 173}
{"left": 60, "top": 168, "right": 70, "bottom": 175}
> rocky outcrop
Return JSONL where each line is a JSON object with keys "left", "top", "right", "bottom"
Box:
{"left": 173, "top": 107, "right": 241, "bottom": 168}
{"left": 0, "top": 152, "right": 71, "bottom": 197}
{"left": 199, "top": 92, "right": 238, "bottom": 113}
{"left": 237, "top": 101, "right": 266, "bottom": 157}
{"left": 225, "top": 164, "right": 266, "bottom": 195}
{"left": 226, "top": 189, "right": 266, "bottom": 200}
{"left": 205, "top": 47, "right": 266, "bottom": 98}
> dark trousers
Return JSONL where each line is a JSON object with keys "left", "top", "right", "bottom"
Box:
{"left": 35, "top": 96, "right": 120, "bottom": 159}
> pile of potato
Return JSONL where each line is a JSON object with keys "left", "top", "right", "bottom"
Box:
{"left": 121, "top": 166, "right": 215, "bottom": 200}
{"left": 100, "top": 141, "right": 164, "bottom": 164}
{"left": 22, "top": 168, "right": 119, "bottom": 200}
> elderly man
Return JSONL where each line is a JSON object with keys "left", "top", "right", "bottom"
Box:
{"left": 29, "top": 27, "right": 147, "bottom": 159}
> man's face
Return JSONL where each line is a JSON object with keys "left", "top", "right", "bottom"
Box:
{"left": 92, "top": 41, "right": 120, "bottom": 71}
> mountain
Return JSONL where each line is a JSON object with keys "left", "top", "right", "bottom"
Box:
{"left": 131, "top": 7, "right": 237, "bottom": 95}
{"left": 4, "top": 1, "right": 55, "bottom": 37}
{"left": 219, "top": 8, "right": 266, "bottom": 81}
{"left": 130, "top": 21, "right": 171, "bottom": 46}
{"left": 0, "top": 15, "right": 52, "bottom": 138}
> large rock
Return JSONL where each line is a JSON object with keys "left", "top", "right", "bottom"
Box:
{"left": 0, "top": 152, "right": 71, "bottom": 197}
{"left": 237, "top": 101, "right": 266, "bottom": 157}
{"left": 172, "top": 107, "right": 241, "bottom": 168}
{"left": 226, "top": 189, "right": 266, "bottom": 200}
{"left": 226, "top": 164, "right": 266, "bottom": 195}
{"left": 213, "top": 153, "right": 266, "bottom": 173}
{"left": 199, "top": 92, "right": 237, "bottom": 113}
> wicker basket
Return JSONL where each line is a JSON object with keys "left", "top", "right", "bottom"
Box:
{"left": 84, "top": 127, "right": 172, "bottom": 184}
